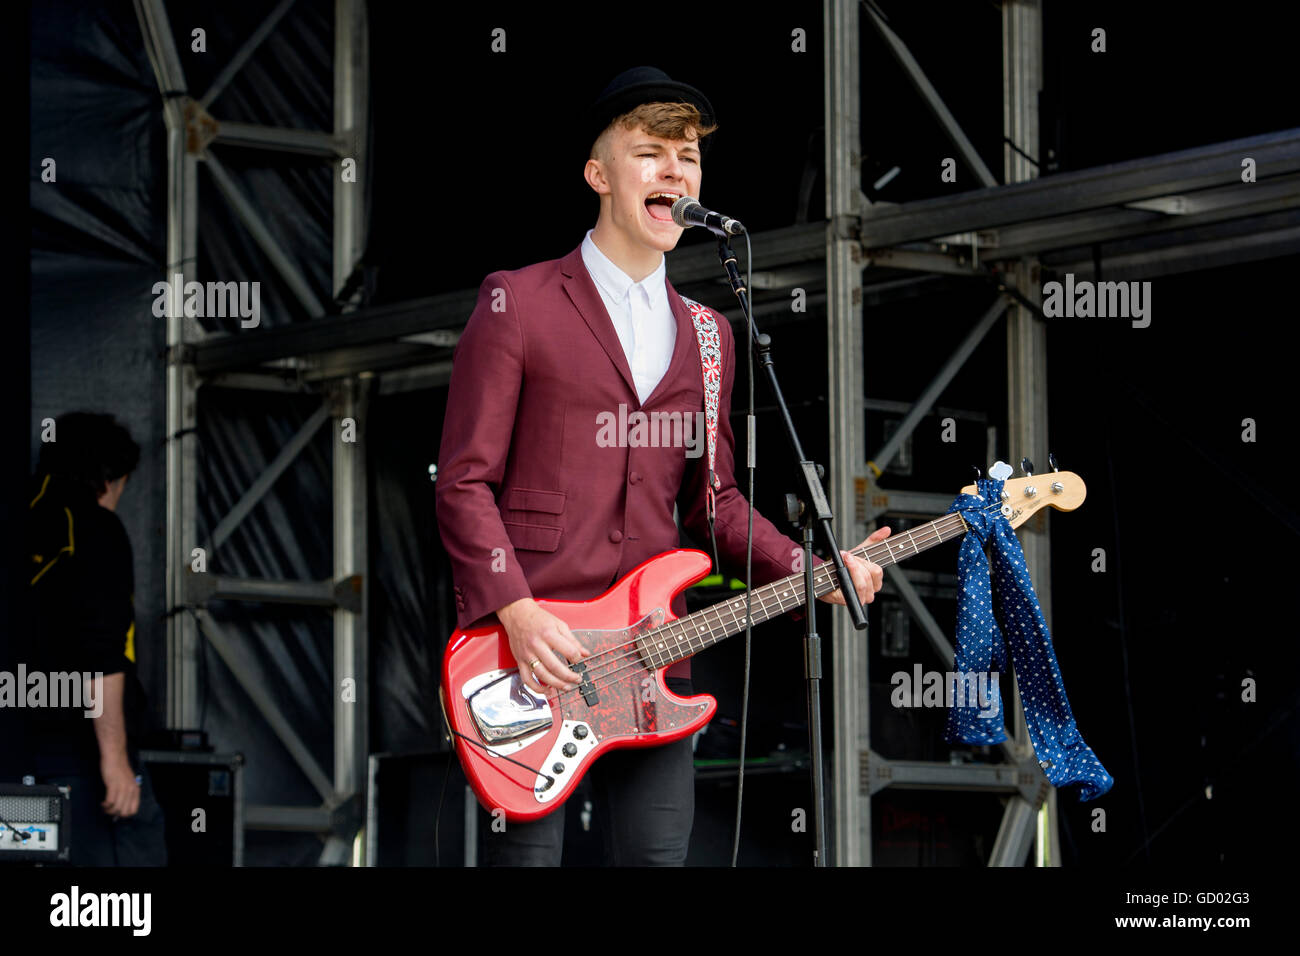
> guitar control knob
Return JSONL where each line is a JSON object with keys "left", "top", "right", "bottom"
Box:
{"left": 1024, "top": 486, "right": 1037, "bottom": 498}
{"left": 573, "top": 725, "right": 588, "bottom": 739}
{"left": 1051, "top": 481, "right": 1063, "bottom": 494}
{"left": 562, "top": 743, "right": 577, "bottom": 757}
{"left": 552, "top": 762, "right": 565, "bottom": 774}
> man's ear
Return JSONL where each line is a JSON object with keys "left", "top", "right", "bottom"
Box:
{"left": 583, "top": 157, "right": 610, "bottom": 195}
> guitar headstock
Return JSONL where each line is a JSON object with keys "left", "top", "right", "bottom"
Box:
{"left": 961, "top": 461, "right": 1086, "bottom": 530}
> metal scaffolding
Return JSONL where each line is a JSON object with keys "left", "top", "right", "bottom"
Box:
{"left": 824, "top": 0, "right": 868, "bottom": 868}
{"left": 139, "top": 0, "right": 1300, "bottom": 865}
{"left": 136, "top": 0, "right": 371, "bottom": 864}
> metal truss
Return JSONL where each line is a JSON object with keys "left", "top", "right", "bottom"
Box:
{"left": 141, "top": 0, "right": 1300, "bottom": 867}
{"left": 822, "top": 0, "right": 870, "bottom": 866}
{"left": 136, "top": 0, "right": 370, "bottom": 864}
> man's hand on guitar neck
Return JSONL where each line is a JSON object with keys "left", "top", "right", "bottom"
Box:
{"left": 817, "top": 525, "right": 890, "bottom": 607}
{"left": 498, "top": 597, "right": 591, "bottom": 694}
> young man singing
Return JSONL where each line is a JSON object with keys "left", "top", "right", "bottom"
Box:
{"left": 436, "top": 67, "right": 889, "bottom": 866}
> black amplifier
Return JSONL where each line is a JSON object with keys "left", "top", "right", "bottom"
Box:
{"left": 0, "top": 783, "right": 71, "bottom": 863}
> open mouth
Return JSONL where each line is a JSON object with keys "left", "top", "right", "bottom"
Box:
{"left": 644, "top": 191, "right": 679, "bottom": 224}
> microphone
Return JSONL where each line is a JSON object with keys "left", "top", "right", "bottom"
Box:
{"left": 670, "top": 196, "right": 746, "bottom": 237}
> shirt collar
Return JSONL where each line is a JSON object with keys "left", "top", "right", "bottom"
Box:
{"left": 581, "top": 229, "right": 667, "bottom": 306}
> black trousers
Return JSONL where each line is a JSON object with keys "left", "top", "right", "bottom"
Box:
{"left": 40, "top": 761, "right": 167, "bottom": 866}
{"left": 479, "top": 676, "right": 696, "bottom": 867}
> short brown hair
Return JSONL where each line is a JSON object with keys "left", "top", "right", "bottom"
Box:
{"left": 590, "top": 101, "right": 719, "bottom": 162}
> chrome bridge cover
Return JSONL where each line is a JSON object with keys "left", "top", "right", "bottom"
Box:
{"left": 464, "top": 669, "right": 553, "bottom": 747}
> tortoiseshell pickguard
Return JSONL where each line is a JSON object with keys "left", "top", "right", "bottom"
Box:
{"left": 553, "top": 618, "right": 710, "bottom": 742}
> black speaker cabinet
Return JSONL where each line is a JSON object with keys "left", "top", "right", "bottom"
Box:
{"left": 139, "top": 750, "right": 244, "bottom": 866}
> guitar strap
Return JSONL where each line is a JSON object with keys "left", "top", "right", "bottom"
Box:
{"left": 679, "top": 295, "right": 724, "bottom": 573}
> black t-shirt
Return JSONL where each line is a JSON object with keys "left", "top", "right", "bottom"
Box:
{"left": 23, "top": 474, "right": 149, "bottom": 773}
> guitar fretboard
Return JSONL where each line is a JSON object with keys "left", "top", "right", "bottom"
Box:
{"left": 638, "top": 511, "right": 971, "bottom": 669}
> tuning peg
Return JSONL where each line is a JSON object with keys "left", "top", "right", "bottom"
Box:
{"left": 1048, "top": 452, "right": 1058, "bottom": 472}
{"left": 972, "top": 465, "right": 982, "bottom": 481}
{"left": 988, "top": 460, "right": 1013, "bottom": 481}
{"left": 1020, "top": 457, "right": 1034, "bottom": 477}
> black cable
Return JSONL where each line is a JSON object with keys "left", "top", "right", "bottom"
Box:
{"left": 731, "top": 232, "right": 756, "bottom": 867}
{"left": 434, "top": 731, "right": 452, "bottom": 868}
{"left": 434, "top": 726, "right": 556, "bottom": 866}
{"left": 432, "top": 685, "right": 467, "bottom": 868}
{"left": 1002, "top": 136, "right": 1039, "bottom": 168}
{"left": 446, "top": 727, "right": 554, "bottom": 789}
{"left": 0, "top": 813, "right": 31, "bottom": 843}
{"left": 981, "top": 268, "right": 1050, "bottom": 323}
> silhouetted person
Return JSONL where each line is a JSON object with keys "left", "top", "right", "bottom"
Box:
{"left": 24, "top": 412, "right": 165, "bottom": 865}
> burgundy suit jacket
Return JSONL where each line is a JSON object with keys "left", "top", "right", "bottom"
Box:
{"left": 435, "top": 242, "right": 804, "bottom": 677}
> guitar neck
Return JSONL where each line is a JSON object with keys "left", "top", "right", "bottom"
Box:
{"left": 642, "top": 511, "right": 971, "bottom": 669}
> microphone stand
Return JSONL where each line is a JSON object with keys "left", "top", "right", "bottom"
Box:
{"left": 712, "top": 231, "right": 866, "bottom": 868}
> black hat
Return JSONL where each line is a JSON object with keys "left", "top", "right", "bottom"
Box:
{"left": 586, "top": 66, "right": 716, "bottom": 158}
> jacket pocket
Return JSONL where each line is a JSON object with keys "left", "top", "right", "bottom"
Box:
{"left": 502, "top": 520, "right": 562, "bottom": 553}
{"left": 504, "top": 487, "right": 566, "bottom": 515}
{"left": 501, "top": 487, "right": 565, "bottom": 552}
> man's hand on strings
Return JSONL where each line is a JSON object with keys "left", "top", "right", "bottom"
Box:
{"left": 817, "top": 526, "right": 890, "bottom": 607}
{"left": 498, "top": 597, "right": 590, "bottom": 694}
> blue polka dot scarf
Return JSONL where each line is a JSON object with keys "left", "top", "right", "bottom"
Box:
{"left": 943, "top": 478, "right": 1114, "bottom": 801}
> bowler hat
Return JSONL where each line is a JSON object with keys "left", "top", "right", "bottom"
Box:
{"left": 586, "top": 66, "right": 716, "bottom": 158}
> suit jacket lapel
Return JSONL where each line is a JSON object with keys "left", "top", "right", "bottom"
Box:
{"left": 560, "top": 246, "right": 639, "bottom": 401}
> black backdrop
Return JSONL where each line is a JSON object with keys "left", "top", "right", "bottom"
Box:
{"left": 20, "top": 0, "right": 1300, "bottom": 865}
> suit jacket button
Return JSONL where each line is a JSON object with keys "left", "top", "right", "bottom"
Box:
{"left": 629, "top": 472, "right": 641, "bottom": 485}
{"left": 609, "top": 530, "right": 624, "bottom": 543}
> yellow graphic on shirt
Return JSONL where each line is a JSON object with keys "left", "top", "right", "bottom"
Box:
{"left": 29, "top": 506, "right": 75, "bottom": 586}
{"left": 29, "top": 473, "right": 51, "bottom": 507}
{"left": 29, "top": 484, "right": 136, "bottom": 664}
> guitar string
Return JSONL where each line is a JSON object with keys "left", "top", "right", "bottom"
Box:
{"left": 466, "top": 499, "right": 999, "bottom": 794}
{"left": 554, "top": 519, "right": 964, "bottom": 702}
{"left": 545, "top": 505, "right": 992, "bottom": 705}
{"left": 461, "top": 499, "right": 943, "bottom": 800}
{"left": 465, "top": 496, "right": 1003, "bottom": 796}
{"left": 549, "top": 511, "right": 973, "bottom": 702}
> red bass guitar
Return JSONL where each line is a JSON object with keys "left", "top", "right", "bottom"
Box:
{"left": 440, "top": 468, "right": 1085, "bottom": 821}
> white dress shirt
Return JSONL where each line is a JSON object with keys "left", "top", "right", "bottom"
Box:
{"left": 581, "top": 229, "right": 677, "bottom": 404}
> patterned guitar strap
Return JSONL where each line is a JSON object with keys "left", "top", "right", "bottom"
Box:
{"left": 680, "top": 295, "right": 724, "bottom": 574}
